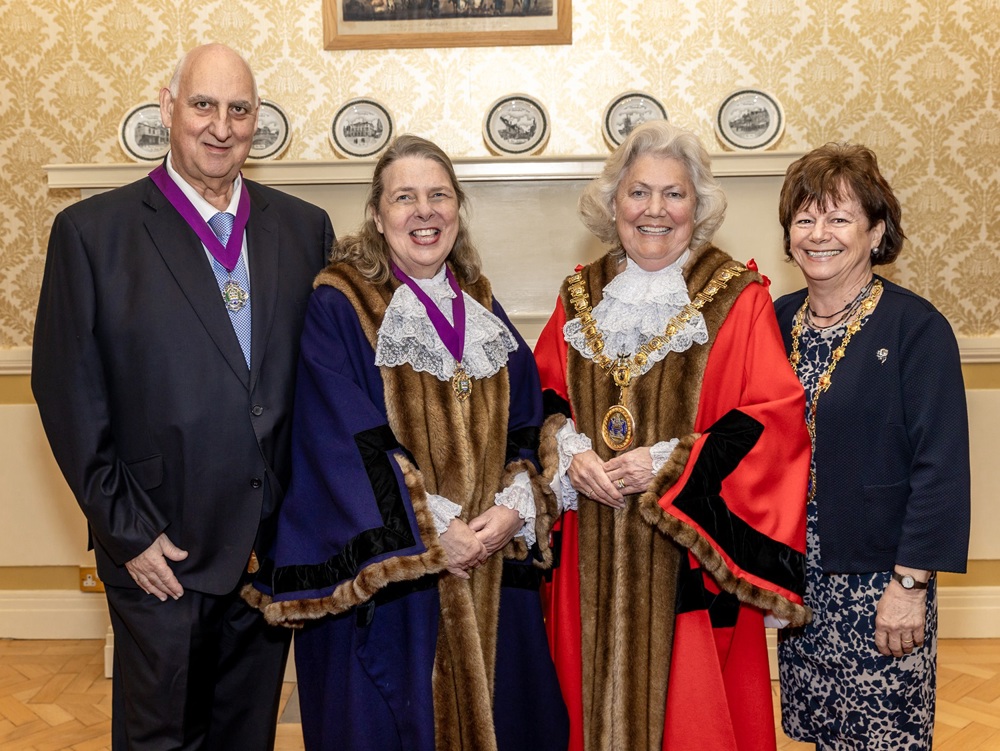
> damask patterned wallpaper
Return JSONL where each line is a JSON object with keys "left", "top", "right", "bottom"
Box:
{"left": 0, "top": 0, "right": 996, "bottom": 347}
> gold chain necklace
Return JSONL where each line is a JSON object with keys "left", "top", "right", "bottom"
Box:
{"left": 789, "top": 278, "right": 883, "bottom": 499}
{"left": 568, "top": 261, "right": 746, "bottom": 451}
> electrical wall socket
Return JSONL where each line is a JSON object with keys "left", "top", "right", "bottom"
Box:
{"left": 79, "top": 566, "right": 105, "bottom": 593}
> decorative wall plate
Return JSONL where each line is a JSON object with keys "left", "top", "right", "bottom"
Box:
{"left": 330, "top": 98, "right": 394, "bottom": 158}
{"left": 249, "top": 100, "right": 290, "bottom": 160}
{"left": 119, "top": 103, "right": 169, "bottom": 162}
{"left": 602, "top": 91, "right": 667, "bottom": 148}
{"left": 715, "top": 89, "right": 785, "bottom": 151}
{"left": 482, "top": 94, "right": 549, "bottom": 156}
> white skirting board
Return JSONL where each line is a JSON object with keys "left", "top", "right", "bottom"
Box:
{"left": 1, "top": 588, "right": 996, "bottom": 682}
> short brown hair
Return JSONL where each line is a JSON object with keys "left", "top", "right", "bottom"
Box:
{"left": 330, "top": 134, "right": 481, "bottom": 285}
{"left": 778, "top": 143, "right": 905, "bottom": 265}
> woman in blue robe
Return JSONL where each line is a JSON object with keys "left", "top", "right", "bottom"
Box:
{"left": 249, "top": 134, "right": 567, "bottom": 751}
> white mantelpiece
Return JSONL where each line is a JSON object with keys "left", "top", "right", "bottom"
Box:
{"left": 42, "top": 153, "right": 998, "bottom": 362}
{"left": 46, "top": 154, "right": 805, "bottom": 344}
{"left": 45, "top": 152, "right": 799, "bottom": 189}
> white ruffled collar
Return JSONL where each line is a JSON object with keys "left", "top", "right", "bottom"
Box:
{"left": 375, "top": 266, "right": 517, "bottom": 381}
{"left": 563, "top": 252, "right": 709, "bottom": 375}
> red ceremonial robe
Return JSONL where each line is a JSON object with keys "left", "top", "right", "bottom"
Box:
{"left": 534, "top": 249, "right": 811, "bottom": 751}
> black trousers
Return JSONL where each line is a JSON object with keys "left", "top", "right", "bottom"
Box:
{"left": 106, "top": 581, "right": 291, "bottom": 751}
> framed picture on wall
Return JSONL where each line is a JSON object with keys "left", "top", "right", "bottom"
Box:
{"left": 323, "top": 0, "right": 571, "bottom": 50}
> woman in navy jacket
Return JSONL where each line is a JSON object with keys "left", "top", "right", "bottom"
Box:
{"left": 774, "top": 143, "right": 970, "bottom": 751}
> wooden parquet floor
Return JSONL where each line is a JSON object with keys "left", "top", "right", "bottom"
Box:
{"left": 1, "top": 638, "right": 998, "bottom": 750}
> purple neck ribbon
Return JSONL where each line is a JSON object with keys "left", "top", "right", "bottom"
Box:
{"left": 149, "top": 163, "right": 250, "bottom": 272}
{"left": 391, "top": 263, "right": 466, "bottom": 364}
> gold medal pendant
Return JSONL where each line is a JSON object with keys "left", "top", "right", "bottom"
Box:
{"left": 602, "top": 403, "right": 635, "bottom": 451}
{"left": 452, "top": 362, "right": 472, "bottom": 401}
{"left": 222, "top": 279, "right": 249, "bottom": 312}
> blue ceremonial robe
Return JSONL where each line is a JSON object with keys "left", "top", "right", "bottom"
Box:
{"left": 259, "top": 278, "right": 567, "bottom": 751}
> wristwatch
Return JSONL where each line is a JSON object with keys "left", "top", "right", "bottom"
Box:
{"left": 892, "top": 572, "right": 929, "bottom": 590}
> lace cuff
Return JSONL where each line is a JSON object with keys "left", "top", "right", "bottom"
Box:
{"left": 495, "top": 471, "right": 536, "bottom": 548}
{"left": 427, "top": 493, "right": 463, "bottom": 536}
{"left": 650, "top": 438, "right": 680, "bottom": 475}
{"left": 548, "top": 420, "right": 593, "bottom": 512}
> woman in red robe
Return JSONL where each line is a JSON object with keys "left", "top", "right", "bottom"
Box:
{"left": 533, "top": 120, "right": 812, "bottom": 751}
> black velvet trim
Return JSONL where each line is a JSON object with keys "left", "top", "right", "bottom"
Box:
{"left": 506, "top": 425, "right": 540, "bottom": 463}
{"left": 357, "top": 572, "right": 440, "bottom": 627}
{"left": 544, "top": 529, "right": 563, "bottom": 580}
{"left": 671, "top": 409, "right": 806, "bottom": 596}
{"left": 501, "top": 560, "right": 545, "bottom": 590}
{"left": 542, "top": 389, "right": 572, "bottom": 419}
{"left": 674, "top": 559, "right": 740, "bottom": 628}
{"left": 271, "top": 424, "right": 417, "bottom": 596}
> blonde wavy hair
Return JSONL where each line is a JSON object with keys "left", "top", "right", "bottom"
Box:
{"left": 331, "top": 134, "right": 481, "bottom": 286}
{"left": 579, "top": 120, "right": 727, "bottom": 253}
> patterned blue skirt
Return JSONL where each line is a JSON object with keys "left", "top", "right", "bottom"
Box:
{"left": 777, "top": 497, "right": 938, "bottom": 751}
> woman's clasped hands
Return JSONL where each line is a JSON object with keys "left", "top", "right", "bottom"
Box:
{"left": 567, "top": 446, "right": 654, "bottom": 508}
{"left": 439, "top": 505, "right": 524, "bottom": 579}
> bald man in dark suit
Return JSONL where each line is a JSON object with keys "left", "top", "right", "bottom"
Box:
{"left": 32, "top": 43, "right": 334, "bottom": 750}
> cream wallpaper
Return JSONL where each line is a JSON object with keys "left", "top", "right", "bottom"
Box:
{"left": 0, "top": 0, "right": 997, "bottom": 347}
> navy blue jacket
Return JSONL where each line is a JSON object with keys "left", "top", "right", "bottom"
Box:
{"left": 32, "top": 176, "right": 334, "bottom": 594}
{"left": 774, "top": 277, "right": 970, "bottom": 574}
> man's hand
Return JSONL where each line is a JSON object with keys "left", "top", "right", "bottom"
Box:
{"left": 125, "top": 533, "right": 189, "bottom": 601}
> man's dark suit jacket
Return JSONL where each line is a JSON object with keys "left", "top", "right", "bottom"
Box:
{"left": 774, "top": 277, "right": 970, "bottom": 575}
{"left": 32, "top": 175, "right": 334, "bottom": 595}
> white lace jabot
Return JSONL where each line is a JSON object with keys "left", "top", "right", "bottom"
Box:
{"left": 375, "top": 266, "right": 518, "bottom": 380}
{"left": 563, "top": 253, "right": 709, "bottom": 376}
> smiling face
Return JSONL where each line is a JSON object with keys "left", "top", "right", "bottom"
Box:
{"left": 613, "top": 154, "right": 697, "bottom": 271}
{"left": 788, "top": 190, "right": 885, "bottom": 291}
{"left": 159, "top": 45, "right": 258, "bottom": 206}
{"left": 373, "top": 156, "right": 460, "bottom": 279}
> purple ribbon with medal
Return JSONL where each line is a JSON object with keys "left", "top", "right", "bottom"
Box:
{"left": 391, "top": 263, "right": 472, "bottom": 401}
{"left": 149, "top": 164, "right": 251, "bottom": 311}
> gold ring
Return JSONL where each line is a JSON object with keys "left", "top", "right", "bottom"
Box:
{"left": 616, "top": 479, "right": 626, "bottom": 490}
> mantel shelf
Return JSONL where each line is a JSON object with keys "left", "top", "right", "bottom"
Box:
{"left": 45, "top": 151, "right": 804, "bottom": 190}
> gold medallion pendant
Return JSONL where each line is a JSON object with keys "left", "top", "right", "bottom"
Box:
{"left": 568, "top": 262, "right": 746, "bottom": 452}
{"left": 602, "top": 404, "right": 635, "bottom": 451}
{"left": 452, "top": 363, "right": 472, "bottom": 401}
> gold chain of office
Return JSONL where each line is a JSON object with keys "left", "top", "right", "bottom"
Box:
{"left": 788, "top": 278, "right": 883, "bottom": 500}
{"left": 568, "top": 262, "right": 747, "bottom": 450}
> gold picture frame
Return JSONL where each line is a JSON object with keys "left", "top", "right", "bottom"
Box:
{"left": 323, "top": 0, "right": 572, "bottom": 51}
